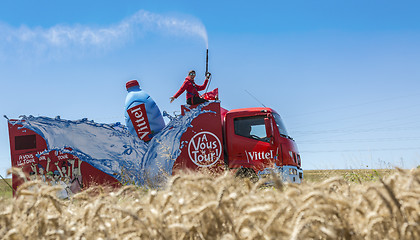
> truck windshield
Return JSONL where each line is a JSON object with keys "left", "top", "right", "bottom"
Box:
{"left": 273, "top": 113, "right": 289, "bottom": 137}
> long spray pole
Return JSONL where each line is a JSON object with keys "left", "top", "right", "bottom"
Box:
{"left": 205, "top": 49, "right": 211, "bottom": 93}
{"left": 206, "top": 48, "right": 209, "bottom": 74}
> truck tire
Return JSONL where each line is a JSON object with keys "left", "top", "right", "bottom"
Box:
{"left": 235, "top": 168, "right": 259, "bottom": 183}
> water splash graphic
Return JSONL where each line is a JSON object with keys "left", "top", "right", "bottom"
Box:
{"left": 10, "top": 102, "right": 216, "bottom": 185}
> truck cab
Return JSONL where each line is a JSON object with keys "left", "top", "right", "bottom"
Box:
{"left": 224, "top": 107, "right": 303, "bottom": 183}
{"left": 178, "top": 102, "right": 303, "bottom": 183}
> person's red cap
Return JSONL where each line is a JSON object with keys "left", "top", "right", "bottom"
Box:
{"left": 126, "top": 80, "right": 139, "bottom": 90}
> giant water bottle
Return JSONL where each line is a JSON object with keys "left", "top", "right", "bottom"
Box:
{"left": 124, "top": 80, "right": 165, "bottom": 141}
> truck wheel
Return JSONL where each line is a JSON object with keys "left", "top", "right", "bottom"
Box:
{"left": 235, "top": 168, "right": 259, "bottom": 183}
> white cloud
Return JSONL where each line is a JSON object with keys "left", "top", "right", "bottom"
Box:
{"left": 0, "top": 10, "right": 208, "bottom": 60}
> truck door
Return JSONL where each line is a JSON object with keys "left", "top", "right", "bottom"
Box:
{"left": 227, "top": 115, "right": 275, "bottom": 171}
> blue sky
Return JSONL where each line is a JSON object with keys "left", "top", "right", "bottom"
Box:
{"left": 1, "top": 0, "right": 420, "bottom": 176}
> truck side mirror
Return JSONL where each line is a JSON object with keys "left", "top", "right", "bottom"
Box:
{"left": 264, "top": 117, "right": 273, "bottom": 144}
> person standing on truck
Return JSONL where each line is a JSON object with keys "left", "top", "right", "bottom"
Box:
{"left": 170, "top": 70, "right": 211, "bottom": 105}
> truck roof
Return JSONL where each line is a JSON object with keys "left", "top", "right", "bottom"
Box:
{"left": 227, "top": 107, "right": 278, "bottom": 115}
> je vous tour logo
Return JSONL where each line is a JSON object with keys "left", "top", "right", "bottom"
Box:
{"left": 188, "top": 131, "right": 222, "bottom": 167}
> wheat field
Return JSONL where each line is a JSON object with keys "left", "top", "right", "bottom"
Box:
{"left": 0, "top": 168, "right": 419, "bottom": 239}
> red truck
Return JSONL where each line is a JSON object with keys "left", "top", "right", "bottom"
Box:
{"left": 174, "top": 102, "right": 302, "bottom": 182}
{"left": 7, "top": 101, "right": 302, "bottom": 195}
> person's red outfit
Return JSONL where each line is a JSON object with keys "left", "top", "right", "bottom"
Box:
{"left": 173, "top": 76, "right": 209, "bottom": 105}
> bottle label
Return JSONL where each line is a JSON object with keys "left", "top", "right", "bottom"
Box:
{"left": 127, "top": 104, "right": 152, "bottom": 141}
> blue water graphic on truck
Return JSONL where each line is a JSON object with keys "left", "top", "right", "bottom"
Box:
{"left": 10, "top": 101, "right": 216, "bottom": 185}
